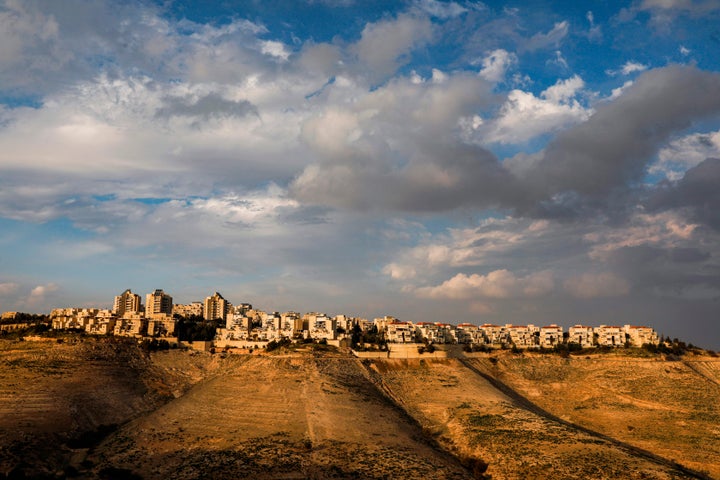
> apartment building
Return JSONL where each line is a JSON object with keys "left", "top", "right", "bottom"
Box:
{"left": 204, "top": 292, "right": 231, "bottom": 321}
{"left": 146, "top": 289, "right": 173, "bottom": 319}
{"left": 113, "top": 289, "right": 142, "bottom": 316}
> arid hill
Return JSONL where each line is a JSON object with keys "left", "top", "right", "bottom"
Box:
{"left": 1, "top": 337, "right": 718, "bottom": 479}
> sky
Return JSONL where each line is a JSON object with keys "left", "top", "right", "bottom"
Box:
{"left": 1, "top": 0, "right": 720, "bottom": 348}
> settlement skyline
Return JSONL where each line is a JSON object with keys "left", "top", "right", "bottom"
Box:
{"left": 1, "top": 1, "right": 720, "bottom": 349}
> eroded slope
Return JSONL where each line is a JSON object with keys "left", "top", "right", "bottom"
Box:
{"left": 365, "top": 358, "right": 699, "bottom": 480}
{"left": 0, "top": 338, "right": 216, "bottom": 478}
{"left": 466, "top": 354, "right": 720, "bottom": 478}
{"left": 88, "top": 355, "right": 472, "bottom": 479}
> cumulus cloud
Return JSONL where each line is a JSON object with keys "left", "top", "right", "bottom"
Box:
{"left": 260, "top": 40, "right": 291, "bottom": 61}
{"left": 483, "top": 75, "right": 589, "bottom": 144}
{"left": 416, "top": 269, "right": 555, "bottom": 299}
{"left": 564, "top": 272, "right": 630, "bottom": 298}
{"left": 523, "top": 66, "right": 720, "bottom": 199}
{"left": 292, "top": 72, "right": 517, "bottom": 211}
{"left": 352, "top": 14, "right": 433, "bottom": 80}
{"left": 478, "top": 49, "right": 517, "bottom": 83}
{"left": 24, "top": 282, "right": 60, "bottom": 309}
{"left": 649, "top": 130, "right": 720, "bottom": 180}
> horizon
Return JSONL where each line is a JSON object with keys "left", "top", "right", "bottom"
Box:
{"left": 1, "top": 1, "right": 720, "bottom": 350}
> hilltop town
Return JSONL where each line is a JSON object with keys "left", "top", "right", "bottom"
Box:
{"left": 2, "top": 287, "right": 665, "bottom": 355}
{"left": 1, "top": 288, "right": 718, "bottom": 480}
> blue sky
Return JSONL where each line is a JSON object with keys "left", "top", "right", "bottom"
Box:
{"left": 1, "top": 0, "right": 720, "bottom": 348}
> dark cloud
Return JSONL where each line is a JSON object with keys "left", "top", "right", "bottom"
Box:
{"left": 607, "top": 244, "right": 720, "bottom": 297}
{"left": 155, "top": 93, "right": 258, "bottom": 120}
{"left": 528, "top": 66, "right": 720, "bottom": 199}
{"left": 647, "top": 157, "right": 720, "bottom": 230}
{"left": 291, "top": 142, "right": 519, "bottom": 212}
{"left": 293, "top": 66, "right": 720, "bottom": 217}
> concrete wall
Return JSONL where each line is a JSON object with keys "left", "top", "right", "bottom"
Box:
{"left": 388, "top": 343, "right": 448, "bottom": 359}
{"left": 352, "top": 350, "right": 389, "bottom": 359}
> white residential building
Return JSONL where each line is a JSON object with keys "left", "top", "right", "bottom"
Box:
{"left": 595, "top": 325, "right": 626, "bottom": 347}
{"left": 568, "top": 325, "right": 594, "bottom": 347}
{"left": 624, "top": 325, "right": 659, "bottom": 346}
{"left": 478, "top": 324, "right": 507, "bottom": 346}
{"left": 308, "top": 314, "right": 336, "bottom": 340}
{"left": 455, "top": 323, "right": 480, "bottom": 344}
{"left": 507, "top": 324, "right": 539, "bottom": 348}
{"left": 386, "top": 321, "right": 415, "bottom": 343}
{"left": 539, "top": 324, "right": 563, "bottom": 348}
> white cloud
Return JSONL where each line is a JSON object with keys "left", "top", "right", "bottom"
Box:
{"left": 413, "top": 0, "right": 468, "bottom": 18}
{"left": 30, "top": 283, "right": 58, "bottom": 298}
{"left": 479, "top": 49, "right": 517, "bottom": 83}
{"left": 622, "top": 61, "right": 648, "bottom": 75}
{"left": 260, "top": 40, "right": 291, "bottom": 61}
{"left": 607, "top": 61, "right": 649, "bottom": 76}
{"left": 483, "top": 75, "right": 590, "bottom": 144}
{"left": 608, "top": 80, "right": 634, "bottom": 100}
{"left": 381, "top": 217, "right": 553, "bottom": 281}
{"left": 383, "top": 263, "right": 418, "bottom": 280}
{"left": 416, "top": 269, "right": 555, "bottom": 299}
{"left": 648, "top": 129, "right": 720, "bottom": 180}
{"left": 564, "top": 272, "right": 630, "bottom": 298}
{"left": 524, "top": 21, "right": 569, "bottom": 51}
{"left": 585, "top": 211, "right": 699, "bottom": 259}
{"left": 24, "top": 282, "right": 60, "bottom": 309}
{"left": 548, "top": 50, "right": 569, "bottom": 70}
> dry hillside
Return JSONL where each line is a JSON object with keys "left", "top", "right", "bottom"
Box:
{"left": 1, "top": 338, "right": 718, "bottom": 480}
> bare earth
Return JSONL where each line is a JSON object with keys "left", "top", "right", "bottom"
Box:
{"left": 1, "top": 338, "right": 718, "bottom": 479}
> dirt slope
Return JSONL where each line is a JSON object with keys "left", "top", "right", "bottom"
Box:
{"left": 87, "top": 355, "right": 472, "bottom": 479}
{"left": 466, "top": 353, "right": 720, "bottom": 478}
{"left": 0, "top": 338, "right": 216, "bottom": 478}
{"left": 364, "top": 358, "right": 699, "bottom": 480}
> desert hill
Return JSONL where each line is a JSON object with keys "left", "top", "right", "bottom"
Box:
{"left": 1, "top": 338, "right": 718, "bottom": 479}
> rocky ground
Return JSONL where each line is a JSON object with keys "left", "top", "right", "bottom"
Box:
{"left": 0, "top": 337, "right": 718, "bottom": 479}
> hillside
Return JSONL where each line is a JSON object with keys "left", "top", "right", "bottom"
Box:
{"left": 1, "top": 338, "right": 718, "bottom": 479}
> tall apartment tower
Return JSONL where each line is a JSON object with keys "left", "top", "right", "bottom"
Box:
{"left": 145, "top": 289, "right": 173, "bottom": 318}
{"left": 204, "top": 292, "right": 230, "bottom": 321}
{"left": 113, "top": 289, "right": 142, "bottom": 317}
